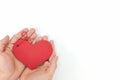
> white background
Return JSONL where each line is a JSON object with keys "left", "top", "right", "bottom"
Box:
{"left": 0, "top": 0, "right": 120, "bottom": 80}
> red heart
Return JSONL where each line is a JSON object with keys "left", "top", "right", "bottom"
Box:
{"left": 12, "top": 38, "right": 53, "bottom": 70}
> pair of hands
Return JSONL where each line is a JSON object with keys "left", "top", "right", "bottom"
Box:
{"left": 0, "top": 28, "right": 58, "bottom": 80}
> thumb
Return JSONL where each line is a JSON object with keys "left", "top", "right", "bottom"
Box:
{"left": 0, "top": 35, "right": 9, "bottom": 52}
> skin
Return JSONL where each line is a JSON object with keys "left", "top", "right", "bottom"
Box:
{"left": 20, "top": 36, "right": 58, "bottom": 80}
{"left": 0, "top": 28, "right": 58, "bottom": 80}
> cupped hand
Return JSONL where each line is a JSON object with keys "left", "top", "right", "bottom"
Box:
{"left": 20, "top": 36, "right": 58, "bottom": 80}
{"left": 0, "top": 28, "right": 37, "bottom": 80}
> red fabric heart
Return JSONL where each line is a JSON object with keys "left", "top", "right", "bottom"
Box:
{"left": 12, "top": 38, "right": 53, "bottom": 70}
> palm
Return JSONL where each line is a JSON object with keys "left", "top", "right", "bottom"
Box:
{"left": 21, "top": 63, "right": 51, "bottom": 80}
{"left": 0, "top": 46, "right": 24, "bottom": 80}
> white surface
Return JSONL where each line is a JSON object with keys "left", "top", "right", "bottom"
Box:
{"left": 0, "top": 0, "right": 120, "bottom": 80}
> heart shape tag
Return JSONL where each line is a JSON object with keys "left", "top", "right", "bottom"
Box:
{"left": 12, "top": 35, "right": 53, "bottom": 70}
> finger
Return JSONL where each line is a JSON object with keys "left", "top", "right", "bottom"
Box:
{"left": 37, "top": 61, "right": 50, "bottom": 71}
{"left": 41, "top": 62, "right": 50, "bottom": 71}
{"left": 50, "top": 40, "right": 55, "bottom": 49}
{"left": 27, "top": 28, "right": 35, "bottom": 38}
{"left": 47, "top": 56, "right": 58, "bottom": 75}
{"left": 22, "top": 67, "right": 33, "bottom": 74}
{"left": 41, "top": 61, "right": 50, "bottom": 68}
{"left": 28, "top": 33, "right": 37, "bottom": 44}
{"left": 42, "top": 36, "right": 48, "bottom": 40}
{"left": 0, "top": 35, "right": 9, "bottom": 52}
{"left": 37, "top": 36, "right": 47, "bottom": 42}
{"left": 37, "top": 36, "right": 42, "bottom": 42}
{"left": 27, "top": 28, "right": 36, "bottom": 44}
{"left": 50, "top": 40, "right": 56, "bottom": 54}
{"left": 49, "top": 40, "right": 56, "bottom": 62}
{"left": 9, "top": 28, "right": 28, "bottom": 45}
{"left": 49, "top": 51, "right": 55, "bottom": 62}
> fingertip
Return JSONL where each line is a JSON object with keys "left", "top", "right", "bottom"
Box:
{"left": 44, "top": 61, "right": 50, "bottom": 66}
{"left": 30, "top": 28, "right": 36, "bottom": 32}
{"left": 5, "top": 35, "right": 9, "bottom": 40}
{"left": 18, "top": 28, "right": 29, "bottom": 38}
{"left": 21, "top": 28, "right": 29, "bottom": 34}
{"left": 43, "top": 35, "right": 48, "bottom": 40}
{"left": 23, "top": 28, "right": 29, "bottom": 31}
{"left": 39, "top": 37, "right": 42, "bottom": 41}
{"left": 2, "top": 35, "right": 9, "bottom": 42}
{"left": 27, "top": 28, "right": 36, "bottom": 37}
{"left": 50, "top": 40, "right": 54, "bottom": 44}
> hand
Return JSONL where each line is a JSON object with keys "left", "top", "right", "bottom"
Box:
{"left": 0, "top": 28, "right": 37, "bottom": 80}
{"left": 20, "top": 36, "right": 58, "bottom": 80}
